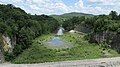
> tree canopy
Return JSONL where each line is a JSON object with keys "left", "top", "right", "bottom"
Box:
{"left": 0, "top": 4, "right": 59, "bottom": 61}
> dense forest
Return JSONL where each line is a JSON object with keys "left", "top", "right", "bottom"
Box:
{"left": 0, "top": 4, "right": 120, "bottom": 62}
{"left": 0, "top": 4, "right": 59, "bottom": 61}
{"left": 62, "top": 11, "right": 120, "bottom": 53}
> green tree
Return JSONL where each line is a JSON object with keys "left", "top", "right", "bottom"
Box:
{"left": 109, "top": 11, "right": 118, "bottom": 20}
{"left": 0, "top": 21, "right": 7, "bottom": 33}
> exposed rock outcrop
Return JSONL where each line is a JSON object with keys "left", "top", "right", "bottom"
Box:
{"left": 0, "top": 33, "right": 16, "bottom": 63}
{"left": 0, "top": 35, "right": 4, "bottom": 63}
{"left": 89, "top": 31, "right": 120, "bottom": 53}
{"left": 75, "top": 24, "right": 92, "bottom": 33}
{"left": 0, "top": 50, "right": 4, "bottom": 63}
{"left": 90, "top": 31, "right": 116, "bottom": 43}
{"left": 2, "top": 34, "right": 12, "bottom": 52}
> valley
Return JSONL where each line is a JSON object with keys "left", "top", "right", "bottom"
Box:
{"left": 12, "top": 33, "right": 119, "bottom": 64}
{"left": 0, "top": 4, "right": 120, "bottom": 67}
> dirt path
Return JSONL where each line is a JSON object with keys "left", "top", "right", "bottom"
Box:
{"left": 1, "top": 57, "right": 120, "bottom": 67}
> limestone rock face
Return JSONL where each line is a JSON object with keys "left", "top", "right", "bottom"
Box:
{"left": 2, "top": 35, "right": 12, "bottom": 52}
{"left": 0, "top": 50, "right": 4, "bottom": 63}
{"left": 0, "top": 35, "right": 4, "bottom": 63}
{"left": 0, "top": 33, "right": 16, "bottom": 63}
{"left": 89, "top": 31, "right": 120, "bottom": 53}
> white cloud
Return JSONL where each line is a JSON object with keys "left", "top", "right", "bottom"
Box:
{"left": 11, "top": 0, "right": 22, "bottom": 3}
{"left": 75, "top": 0, "right": 84, "bottom": 8}
{"left": 0, "top": 0, "right": 120, "bottom": 15}
{"left": 89, "top": 0, "right": 99, "bottom": 2}
{"left": 25, "top": 0, "right": 70, "bottom": 15}
{"left": 0, "top": 1, "right": 4, "bottom": 4}
{"left": 88, "top": 0, "right": 119, "bottom": 5}
{"left": 86, "top": 0, "right": 120, "bottom": 14}
{"left": 89, "top": 0, "right": 112, "bottom": 3}
{"left": 54, "top": 3, "right": 70, "bottom": 12}
{"left": 29, "top": 4, "right": 39, "bottom": 10}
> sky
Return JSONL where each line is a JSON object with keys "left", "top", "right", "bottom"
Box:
{"left": 0, "top": 0, "right": 120, "bottom": 15}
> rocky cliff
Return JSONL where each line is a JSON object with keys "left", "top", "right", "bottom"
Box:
{"left": 0, "top": 34, "right": 4, "bottom": 63}
{"left": 89, "top": 31, "right": 120, "bottom": 53}
{"left": 0, "top": 50, "right": 4, "bottom": 63}
{"left": 0, "top": 33, "right": 16, "bottom": 63}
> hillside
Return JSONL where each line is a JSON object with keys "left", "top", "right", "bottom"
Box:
{"left": 61, "top": 12, "right": 93, "bottom": 17}
{"left": 50, "top": 12, "right": 94, "bottom": 23}
{"left": 0, "top": 4, "right": 59, "bottom": 62}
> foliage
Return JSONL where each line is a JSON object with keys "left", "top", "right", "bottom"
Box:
{"left": 12, "top": 33, "right": 119, "bottom": 63}
{"left": 4, "top": 52, "right": 14, "bottom": 61}
{"left": 62, "top": 11, "right": 120, "bottom": 53}
{"left": 0, "top": 4, "right": 59, "bottom": 61}
{"left": 63, "top": 16, "right": 85, "bottom": 31}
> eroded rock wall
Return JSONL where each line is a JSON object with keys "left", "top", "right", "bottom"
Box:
{"left": 89, "top": 31, "right": 120, "bottom": 53}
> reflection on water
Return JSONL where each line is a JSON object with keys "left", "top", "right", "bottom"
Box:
{"left": 48, "top": 37, "right": 64, "bottom": 46}
{"left": 45, "top": 26, "right": 72, "bottom": 49}
{"left": 50, "top": 26, "right": 64, "bottom": 45}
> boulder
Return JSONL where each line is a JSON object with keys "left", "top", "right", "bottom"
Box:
{"left": 69, "top": 30, "right": 75, "bottom": 33}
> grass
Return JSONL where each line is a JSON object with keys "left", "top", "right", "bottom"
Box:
{"left": 12, "top": 33, "right": 120, "bottom": 64}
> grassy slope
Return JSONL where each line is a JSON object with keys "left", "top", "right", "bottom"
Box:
{"left": 13, "top": 33, "right": 119, "bottom": 64}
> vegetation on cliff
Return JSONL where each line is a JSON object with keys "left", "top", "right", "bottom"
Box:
{"left": 0, "top": 4, "right": 59, "bottom": 61}
{"left": 62, "top": 11, "right": 120, "bottom": 53}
